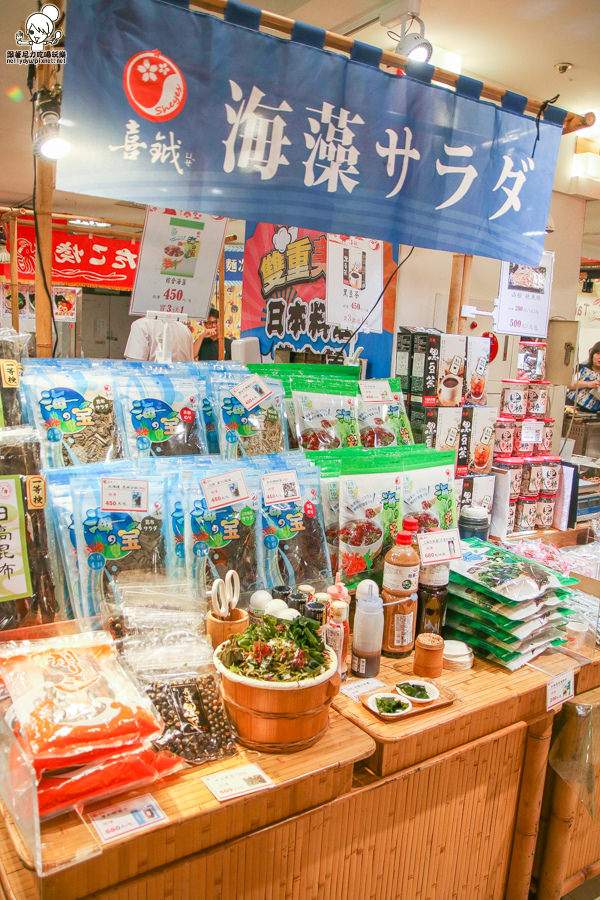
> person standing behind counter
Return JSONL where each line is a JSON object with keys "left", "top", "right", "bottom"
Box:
{"left": 194, "top": 306, "right": 232, "bottom": 361}
{"left": 567, "top": 341, "right": 600, "bottom": 412}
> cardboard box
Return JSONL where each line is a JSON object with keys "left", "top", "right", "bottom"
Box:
{"left": 457, "top": 474, "right": 496, "bottom": 516}
{"left": 410, "top": 331, "right": 466, "bottom": 407}
{"left": 465, "top": 335, "right": 491, "bottom": 406}
{"left": 456, "top": 406, "right": 497, "bottom": 477}
{"left": 395, "top": 327, "right": 430, "bottom": 392}
{"left": 411, "top": 407, "right": 462, "bottom": 456}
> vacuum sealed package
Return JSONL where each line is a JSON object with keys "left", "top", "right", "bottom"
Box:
{"left": 214, "top": 374, "right": 288, "bottom": 459}
{"left": 0, "top": 329, "right": 30, "bottom": 427}
{"left": 292, "top": 378, "right": 361, "bottom": 450}
{"left": 72, "top": 471, "right": 169, "bottom": 616}
{"left": 21, "top": 367, "right": 122, "bottom": 467}
{"left": 260, "top": 466, "right": 331, "bottom": 590}
{"left": 46, "top": 473, "right": 79, "bottom": 619}
{"left": 115, "top": 373, "right": 208, "bottom": 461}
{"left": 402, "top": 452, "right": 458, "bottom": 532}
{"left": 0, "top": 427, "right": 58, "bottom": 630}
{"left": 357, "top": 379, "right": 413, "bottom": 448}
{"left": 0, "top": 632, "right": 162, "bottom": 775}
{"left": 183, "top": 466, "right": 262, "bottom": 600}
{"left": 338, "top": 466, "right": 404, "bottom": 590}
{"left": 451, "top": 538, "right": 577, "bottom": 603}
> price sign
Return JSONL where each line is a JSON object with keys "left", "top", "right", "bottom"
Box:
{"left": 101, "top": 478, "right": 149, "bottom": 513}
{"left": 88, "top": 794, "right": 167, "bottom": 844}
{"left": 261, "top": 469, "right": 301, "bottom": 505}
{"left": 202, "top": 764, "right": 275, "bottom": 802}
{"left": 230, "top": 374, "right": 273, "bottom": 411}
{"left": 201, "top": 469, "right": 249, "bottom": 511}
{"left": 521, "top": 420, "right": 544, "bottom": 444}
{"left": 546, "top": 669, "right": 575, "bottom": 711}
{"left": 358, "top": 380, "right": 393, "bottom": 402}
{"left": 417, "top": 528, "right": 462, "bottom": 564}
{"left": 495, "top": 250, "right": 554, "bottom": 339}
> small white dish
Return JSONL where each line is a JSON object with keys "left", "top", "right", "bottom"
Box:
{"left": 395, "top": 679, "right": 440, "bottom": 704}
{"left": 366, "top": 692, "right": 412, "bottom": 718}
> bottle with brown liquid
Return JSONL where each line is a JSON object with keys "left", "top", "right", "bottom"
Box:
{"left": 417, "top": 563, "right": 449, "bottom": 636}
{"left": 381, "top": 532, "right": 420, "bottom": 658}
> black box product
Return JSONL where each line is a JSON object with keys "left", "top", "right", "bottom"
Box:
{"left": 456, "top": 406, "right": 497, "bottom": 477}
{"left": 410, "top": 331, "right": 466, "bottom": 407}
{"left": 458, "top": 474, "right": 496, "bottom": 516}
{"left": 411, "top": 407, "right": 462, "bottom": 456}
{"left": 465, "top": 336, "right": 491, "bottom": 406}
{"left": 395, "top": 327, "right": 433, "bottom": 393}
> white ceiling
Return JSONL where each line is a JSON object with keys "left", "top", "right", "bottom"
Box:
{"left": 0, "top": 0, "right": 599, "bottom": 240}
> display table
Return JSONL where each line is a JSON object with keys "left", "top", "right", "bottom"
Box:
{"left": 504, "top": 524, "right": 592, "bottom": 548}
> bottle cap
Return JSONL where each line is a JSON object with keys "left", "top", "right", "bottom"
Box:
{"left": 355, "top": 579, "right": 379, "bottom": 601}
{"left": 395, "top": 531, "right": 412, "bottom": 545}
{"left": 327, "top": 572, "right": 350, "bottom": 603}
{"left": 402, "top": 517, "right": 419, "bottom": 533}
{"left": 356, "top": 581, "right": 382, "bottom": 610}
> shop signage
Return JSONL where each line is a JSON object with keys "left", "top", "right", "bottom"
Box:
{"left": 130, "top": 208, "right": 227, "bottom": 318}
{"left": 326, "top": 235, "right": 383, "bottom": 334}
{"left": 494, "top": 250, "right": 554, "bottom": 338}
{"left": 51, "top": 286, "right": 80, "bottom": 323}
{"left": 240, "top": 223, "right": 397, "bottom": 377}
{"left": 59, "top": 0, "right": 566, "bottom": 267}
{"left": 3, "top": 224, "right": 140, "bottom": 291}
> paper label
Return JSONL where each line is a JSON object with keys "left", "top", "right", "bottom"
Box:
{"left": 417, "top": 528, "right": 462, "bottom": 564}
{"left": 201, "top": 469, "right": 250, "bottom": 511}
{"left": 394, "top": 611, "right": 414, "bottom": 646}
{"left": 261, "top": 469, "right": 301, "bottom": 505}
{"left": 26, "top": 475, "right": 46, "bottom": 510}
{"left": 359, "top": 380, "right": 393, "bottom": 402}
{"left": 340, "top": 677, "right": 386, "bottom": 701}
{"left": 521, "top": 421, "right": 544, "bottom": 444}
{"left": 546, "top": 670, "right": 575, "bottom": 711}
{"left": 0, "top": 360, "right": 19, "bottom": 388}
{"left": 202, "top": 764, "right": 275, "bottom": 802}
{"left": 0, "top": 476, "right": 32, "bottom": 603}
{"left": 101, "top": 478, "right": 149, "bottom": 513}
{"left": 88, "top": 793, "right": 167, "bottom": 844}
{"left": 230, "top": 374, "right": 273, "bottom": 411}
{"left": 383, "top": 561, "right": 419, "bottom": 593}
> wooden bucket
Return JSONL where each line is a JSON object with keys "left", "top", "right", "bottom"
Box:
{"left": 213, "top": 648, "right": 341, "bottom": 752}
{"left": 206, "top": 608, "right": 249, "bottom": 649}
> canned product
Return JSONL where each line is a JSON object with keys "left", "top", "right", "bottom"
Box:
{"left": 513, "top": 418, "right": 538, "bottom": 456}
{"left": 520, "top": 457, "right": 542, "bottom": 497}
{"left": 494, "top": 456, "right": 523, "bottom": 500}
{"left": 526, "top": 381, "right": 550, "bottom": 417}
{"left": 507, "top": 498, "right": 517, "bottom": 535}
{"left": 500, "top": 379, "right": 529, "bottom": 417}
{"left": 536, "top": 494, "right": 555, "bottom": 529}
{"left": 534, "top": 418, "right": 555, "bottom": 454}
{"left": 305, "top": 600, "right": 327, "bottom": 626}
{"left": 494, "top": 415, "right": 516, "bottom": 456}
{"left": 540, "top": 456, "right": 561, "bottom": 495}
{"left": 515, "top": 495, "right": 537, "bottom": 532}
{"left": 517, "top": 340, "right": 547, "bottom": 380}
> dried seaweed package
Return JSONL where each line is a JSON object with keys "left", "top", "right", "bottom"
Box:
{"left": 0, "top": 427, "right": 58, "bottom": 630}
{"left": 72, "top": 472, "right": 168, "bottom": 617}
{"left": 46, "top": 472, "right": 80, "bottom": 619}
{"left": 292, "top": 378, "right": 361, "bottom": 451}
{"left": 184, "top": 467, "right": 262, "bottom": 601}
{"left": 0, "top": 329, "right": 30, "bottom": 428}
{"left": 402, "top": 452, "right": 458, "bottom": 533}
{"left": 115, "top": 374, "right": 208, "bottom": 461}
{"left": 261, "top": 467, "right": 331, "bottom": 590}
{"left": 357, "top": 380, "right": 413, "bottom": 448}
{"left": 215, "top": 375, "right": 288, "bottom": 459}
{"left": 21, "top": 368, "right": 122, "bottom": 467}
{"left": 338, "top": 466, "right": 404, "bottom": 590}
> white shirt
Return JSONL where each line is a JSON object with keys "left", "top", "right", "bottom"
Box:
{"left": 124, "top": 317, "right": 194, "bottom": 362}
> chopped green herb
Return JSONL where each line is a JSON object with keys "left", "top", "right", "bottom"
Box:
{"left": 375, "top": 696, "right": 409, "bottom": 715}
{"left": 397, "top": 682, "right": 430, "bottom": 700}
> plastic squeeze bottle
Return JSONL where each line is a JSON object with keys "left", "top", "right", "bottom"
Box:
{"left": 381, "top": 531, "right": 420, "bottom": 658}
{"left": 350, "top": 583, "right": 384, "bottom": 678}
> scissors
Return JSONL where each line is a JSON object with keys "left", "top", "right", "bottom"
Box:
{"left": 211, "top": 570, "right": 240, "bottom": 619}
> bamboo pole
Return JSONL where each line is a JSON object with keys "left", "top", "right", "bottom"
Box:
{"left": 189, "top": 0, "right": 593, "bottom": 135}
{"left": 505, "top": 713, "right": 555, "bottom": 900}
{"left": 458, "top": 254, "right": 473, "bottom": 335}
{"left": 447, "top": 253, "right": 466, "bottom": 333}
{"left": 33, "top": 64, "right": 56, "bottom": 359}
{"left": 9, "top": 214, "right": 19, "bottom": 333}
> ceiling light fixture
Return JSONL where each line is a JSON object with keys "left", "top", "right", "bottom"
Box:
{"left": 67, "top": 218, "right": 111, "bottom": 228}
{"left": 32, "top": 88, "right": 71, "bottom": 161}
{"left": 389, "top": 13, "right": 432, "bottom": 63}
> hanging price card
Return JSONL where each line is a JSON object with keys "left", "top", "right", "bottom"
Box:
{"left": 417, "top": 528, "right": 462, "bottom": 564}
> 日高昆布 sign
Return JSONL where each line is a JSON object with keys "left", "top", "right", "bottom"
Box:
{"left": 59, "top": 0, "right": 566, "bottom": 267}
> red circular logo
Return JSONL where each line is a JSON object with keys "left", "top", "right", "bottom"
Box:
{"left": 180, "top": 407, "right": 195, "bottom": 423}
{"left": 123, "top": 50, "right": 186, "bottom": 122}
{"left": 304, "top": 501, "right": 316, "bottom": 518}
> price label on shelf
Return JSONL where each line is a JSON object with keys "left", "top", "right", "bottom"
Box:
{"left": 358, "top": 380, "right": 393, "bottom": 402}
{"left": 201, "top": 469, "right": 250, "bottom": 511}
{"left": 521, "top": 421, "right": 544, "bottom": 444}
{"left": 230, "top": 374, "right": 273, "bottom": 411}
{"left": 101, "top": 478, "right": 149, "bottom": 513}
{"left": 417, "top": 528, "right": 462, "bottom": 564}
{"left": 340, "top": 678, "right": 386, "bottom": 702}
{"left": 88, "top": 794, "right": 167, "bottom": 844}
{"left": 202, "top": 764, "right": 275, "bottom": 802}
{"left": 261, "top": 469, "right": 301, "bottom": 505}
{"left": 546, "top": 670, "right": 575, "bottom": 711}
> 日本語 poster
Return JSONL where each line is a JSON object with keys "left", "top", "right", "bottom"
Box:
{"left": 130, "top": 208, "right": 227, "bottom": 318}
{"left": 52, "top": 287, "right": 80, "bottom": 323}
{"left": 189, "top": 243, "right": 243, "bottom": 343}
{"left": 1, "top": 284, "right": 32, "bottom": 319}
{"left": 495, "top": 250, "right": 554, "bottom": 338}
{"left": 241, "top": 222, "right": 396, "bottom": 377}
{"left": 325, "top": 235, "right": 383, "bottom": 333}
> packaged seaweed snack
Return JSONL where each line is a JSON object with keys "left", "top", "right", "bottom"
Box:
{"left": 357, "top": 379, "right": 413, "bottom": 447}
{"left": 214, "top": 375, "right": 287, "bottom": 459}
{"left": 292, "top": 378, "right": 361, "bottom": 451}
{"left": 450, "top": 538, "right": 577, "bottom": 603}
{"left": 46, "top": 473, "right": 80, "bottom": 619}
{"left": 0, "top": 427, "right": 58, "bottom": 630}
{"left": 115, "top": 374, "right": 208, "bottom": 460}
{"left": 184, "top": 467, "right": 262, "bottom": 600}
{"left": 402, "top": 452, "right": 458, "bottom": 533}
{"left": 72, "top": 472, "right": 168, "bottom": 616}
{"left": 260, "top": 467, "right": 331, "bottom": 590}
{"left": 0, "top": 632, "right": 163, "bottom": 775}
{"left": 0, "top": 329, "right": 30, "bottom": 427}
{"left": 21, "top": 368, "right": 122, "bottom": 467}
{"left": 338, "top": 465, "right": 404, "bottom": 590}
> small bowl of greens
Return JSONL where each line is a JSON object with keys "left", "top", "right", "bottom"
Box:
{"left": 366, "top": 692, "right": 412, "bottom": 718}
{"left": 395, "top": 679, "right": 439, "bottom": 704}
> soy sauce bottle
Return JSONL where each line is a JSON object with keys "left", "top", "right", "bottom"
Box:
{"left": 417, "top": 563, "right": 449, "bottom": 636}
